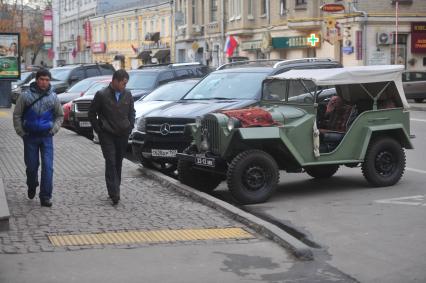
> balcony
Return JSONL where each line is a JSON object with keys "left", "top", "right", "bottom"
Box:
{"left": 206, "top": 22, "right": 219, "bottom": 34}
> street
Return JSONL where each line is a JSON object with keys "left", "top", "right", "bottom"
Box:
{"left": 212, "top": 109, "right": 426, "bottom": 283}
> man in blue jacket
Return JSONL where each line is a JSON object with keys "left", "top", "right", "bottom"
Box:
{"left": 13, "top": 69, "right": 64, "bottom": 207}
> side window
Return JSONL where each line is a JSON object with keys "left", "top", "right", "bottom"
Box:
{"left": 175, "top": 69, "right": 191, "bottom": 79}
{"left": 86, "top": 67, "right": 101, "bottom": 77}
{"left": 70, "top": 68, "right": 85, "bottom": 82}
{"left": 99, "top": 65, "right": 115, "bottom": 75}
{"left": 158, "top": 71, "right": 174, "bottom": 85}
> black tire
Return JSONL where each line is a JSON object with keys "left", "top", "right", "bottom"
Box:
{"left": 227, "top": 150, "right": 279, "bottom": 204}
{"left": 361, "top": 137, "right": 405, "bottom": 187}
{"left": 177, "top": 159, "right": 222, "bottom": 192}
{"left": 414, "top": 98, "right": 424, "bottom": 103}
{"left": 305, "top": 165, "right": 339, "bottom": 179}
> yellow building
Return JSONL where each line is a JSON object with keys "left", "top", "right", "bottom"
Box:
{"left": 90, "top": 2, "right": 172, "bottom": 70}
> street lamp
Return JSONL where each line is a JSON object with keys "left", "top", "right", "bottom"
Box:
{"left": 395, "top": 0, "right": 399, "bottom": 65}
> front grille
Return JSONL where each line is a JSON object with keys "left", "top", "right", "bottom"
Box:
{"left": 202, "top": 116, "right": 220, "bottom": 154}
{"left": 146, "top": 118, "right": 194, "bottom": 136}
{"left": 75, "top": 101, "right": 91, "bottom": 112}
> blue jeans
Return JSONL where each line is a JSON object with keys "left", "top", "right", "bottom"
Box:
{"left": 23, "top": 135, "right": 54, "bottom": 201}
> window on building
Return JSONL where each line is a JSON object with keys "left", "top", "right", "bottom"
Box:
{"left": 211, "top": 0, "right": 218, "bottom": 22}
{"left": 236, "top": 0, "right": 241, "bottom": 17}
{"left": 201, "top": 0, "right": 205, "bottom": 24}
{"left": 161, "top": 18, "right": 165, "bottom": 37}
{"left": 295, "top": 0, "right": 307, "bottom": 5}
{"left": 134, "top": 20, "right": 139, "bottom": 40}
{"left": 192, "top": 0, "right": 196, "bottom": 24}
{"left": 280, "top": 0, "right": 287, "bottom": 15}
{"left": 143, "top": 21, "right": 147, "bottom": 34}
{"left": 247, "top": 0, "right": 253, "bottom": 16}
{"left": 261, "top": 0, "right": 267, "bottom": 15}
{"left": 121, "top": 20, "right": 125, "bottom": 41}
{"left": 150, "top": 20, "right": 154, "bottom": 32}
{"left": 128, "top": 22, "right": 132, "bottom": 41}
{"left": 229, "top": 0, "right": 234, "bottom": 19}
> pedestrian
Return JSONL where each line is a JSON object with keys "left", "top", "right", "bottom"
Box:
{"left": 88, "top": 69, "right": 135, "bottom": 205}
{"left": 13, "top": 69, "right": 64, "bottom": 207}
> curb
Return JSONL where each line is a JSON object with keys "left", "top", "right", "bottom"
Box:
{"left": 138, "top": 167, "right": 313, "bottom": 261}
{"left": 0, "top": 178, "right": 10, "bottom": 231}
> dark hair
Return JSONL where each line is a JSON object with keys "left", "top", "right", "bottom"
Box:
{"left": 112, "top": 69, "right": 129, "bottom": 82}
{"left": 36, "top": 69, "right": 52, "bottom": 80}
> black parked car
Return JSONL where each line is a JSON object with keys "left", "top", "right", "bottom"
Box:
{"left": 131, "top": 58, "right": 342, "bottom": 174}
{"left": 16, "top": 63, "right": 115, "bottom": 101}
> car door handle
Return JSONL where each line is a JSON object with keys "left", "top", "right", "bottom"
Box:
{"left": 368, "top": 117, "right": 390, "bottom": 123}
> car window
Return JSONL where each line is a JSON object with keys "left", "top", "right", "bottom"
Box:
{"left": 70, "top": 68, "right": 85, "bottom": 81}
{"left": 99, "top": 65, "right": 115, "bottom": 75}
{"left": 184, "top": 72, "right": 268, "bottom": 100}
{"left": 83, "top": 81, "right": 109, "bottom": 96}
{"left": 158, "top": 71, "right": 175, "bottom": 85}
{"left": 143, "top": 81, "right": 197, "bottom": 101}
{"left": 50, "top": 68, "right": 72, "bottom": 81}
{"left": 67, "top": 79, "right": 97, "bottom": 93}
{"left": 86, "top": 67, "right": 101, "bottom": 77}
{"left": 16, "top": 72, "right": 32, "bottom": 84}
{"left": 127, "top": 72, "right": 157, "bottom": 90}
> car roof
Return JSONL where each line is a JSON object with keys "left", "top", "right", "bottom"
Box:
{"left": 213, "top": 67, "right": 274, "bottom": 74}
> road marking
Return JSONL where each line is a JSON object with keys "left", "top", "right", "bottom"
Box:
{"left": 407, "top": 167, "right": 426, "bottom": 174}
{"left": 410, "top": 118, "right": 426, "bottom": 122}
{"left": 48, "top": 227, "right": 254, "bottom": 247}
{"left": 375, "top": 195, "right": 426, "bottom": 206}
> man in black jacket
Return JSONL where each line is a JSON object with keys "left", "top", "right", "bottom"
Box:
{"left": 88, "top": 70, "right": 135, "bottom": 205}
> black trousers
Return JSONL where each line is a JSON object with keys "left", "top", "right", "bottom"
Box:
{"left": 98, "top": 131, "right": 128, "bottom": 198}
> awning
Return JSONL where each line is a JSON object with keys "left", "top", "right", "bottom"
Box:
{"left": 137, "top": 50, "right": 152, "bottom": 60}
{"left": 113, "top": 54, "right": 125, "bottom": 61}
{"left": 153, "top": 49, "right": 170, "bottom": 59}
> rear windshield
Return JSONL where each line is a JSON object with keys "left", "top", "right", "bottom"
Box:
{"left": 84, "top": 82, "right": 109, "bottom": 96}
{"left": 127, "top": 72, "right": 157, "bottom": 90}
{"left": 183, "top": 72, "right": 268, "bottom": 100}
{"left": 67, "top": 79, "right": 97, "bottom": 93}
{"left": 50, "top": 68, "right": 72, "bottom": 81}
{"left": 143, "top": 81, "right": 197, "bottom": 101}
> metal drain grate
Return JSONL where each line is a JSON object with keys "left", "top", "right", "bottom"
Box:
{"left": 48, "top": 228, "right": 254, "bottom": 247}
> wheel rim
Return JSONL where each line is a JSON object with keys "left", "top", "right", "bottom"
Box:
{"left": 243, "top": 165, "right": 267, "bottom": 191}
{"left": 375, "top": 151, "right": 396, "bottom": 177}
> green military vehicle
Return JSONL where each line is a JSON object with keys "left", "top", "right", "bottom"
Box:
{"left": 177, "top": 65, "right": 413, "bottom": 204}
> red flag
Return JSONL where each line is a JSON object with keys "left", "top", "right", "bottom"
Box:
{"left": 225, "top": 35, "right": 238, "bottom": 57}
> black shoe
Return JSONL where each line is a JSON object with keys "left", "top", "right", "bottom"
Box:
{"left": 111, "top": 196, "right": 120, "bottom": 205}
{"left": 27, "top": 187, "right": 36, "bottom": 199}
{"left": 40, "top": 199, "right": 52, "bottom": 207}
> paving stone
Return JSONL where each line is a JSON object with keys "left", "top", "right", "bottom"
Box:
{"left": 0, "top": 110, "right": 259, "bottom": 254}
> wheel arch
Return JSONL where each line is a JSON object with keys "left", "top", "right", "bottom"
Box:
{"left": 360, "top": 127, "right": 413, "bottom": 159}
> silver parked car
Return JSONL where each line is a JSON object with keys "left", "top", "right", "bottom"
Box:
{"left": 402, "top": 71, "right": 426, "bottom": 103}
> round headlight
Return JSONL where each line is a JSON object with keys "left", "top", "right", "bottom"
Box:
{"left": 137, "top": 117, "right": 146, "bottom": 132}
{"left": 227, "top": 117, "right": 240, "bottom": 131}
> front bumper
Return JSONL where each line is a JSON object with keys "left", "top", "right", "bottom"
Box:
{"left": 176, "top": 152, "right": 227, "bottom": 172}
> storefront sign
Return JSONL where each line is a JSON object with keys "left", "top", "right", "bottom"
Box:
{"left": 272, "top": 34, "right": 321, "bottom": 49}
{"left": 84, "top": 21, "right": 92, "bottom": 47}
{"left": 92, "top": 42, "right": 106, "bottom": 53}
{"left": 0, "top": 33, "right": 20, "bottom": 80}
{"left": 140, "top": 42, "right": 170, "bottom": 51}
{"left": 240, "top": 40, "right": 262, "bottom": 51}
{"left": 43, "top": 9, "right": 53, "bottom": 36}
{"left": 411, "top": 22, "right": 426, "bottom": 53}
{"left": 367, "top": 50, "right": 389, "bottom": 65}
{"left": 342, "top": 46, "right": 354, "bottom": 55}
{"left": 320, "top": 4, "right": 345, "bottom": 12}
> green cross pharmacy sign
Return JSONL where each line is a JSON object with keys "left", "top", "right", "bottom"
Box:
{"left": 272, "top": 34, "right": 321, "bottom": 49}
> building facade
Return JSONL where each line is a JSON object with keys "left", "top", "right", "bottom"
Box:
{"left": 90, "top": 1, "right": 172, "bottom": 69}
{"left": 173, "top": 0, "right": 426, "bottom": 70}
{"left": 53, "top": 0, "right": 97, "bottom": 66}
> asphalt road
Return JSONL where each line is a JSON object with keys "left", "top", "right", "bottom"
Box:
{"left": 211, "top": 109, "right": 426, "bottom": 283}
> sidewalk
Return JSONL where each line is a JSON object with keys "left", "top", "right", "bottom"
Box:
{"left": 0, "top": 108, "right": 355, "bottom": 282}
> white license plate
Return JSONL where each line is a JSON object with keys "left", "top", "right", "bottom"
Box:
{"left": 195, "top": 155, "right": 215, "bottom": 167}
{"left": 79, "top": 121, "right": 91, "bottom": 127}
{"left": 151, "top": 149, "right": 178, "bottom": 157}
